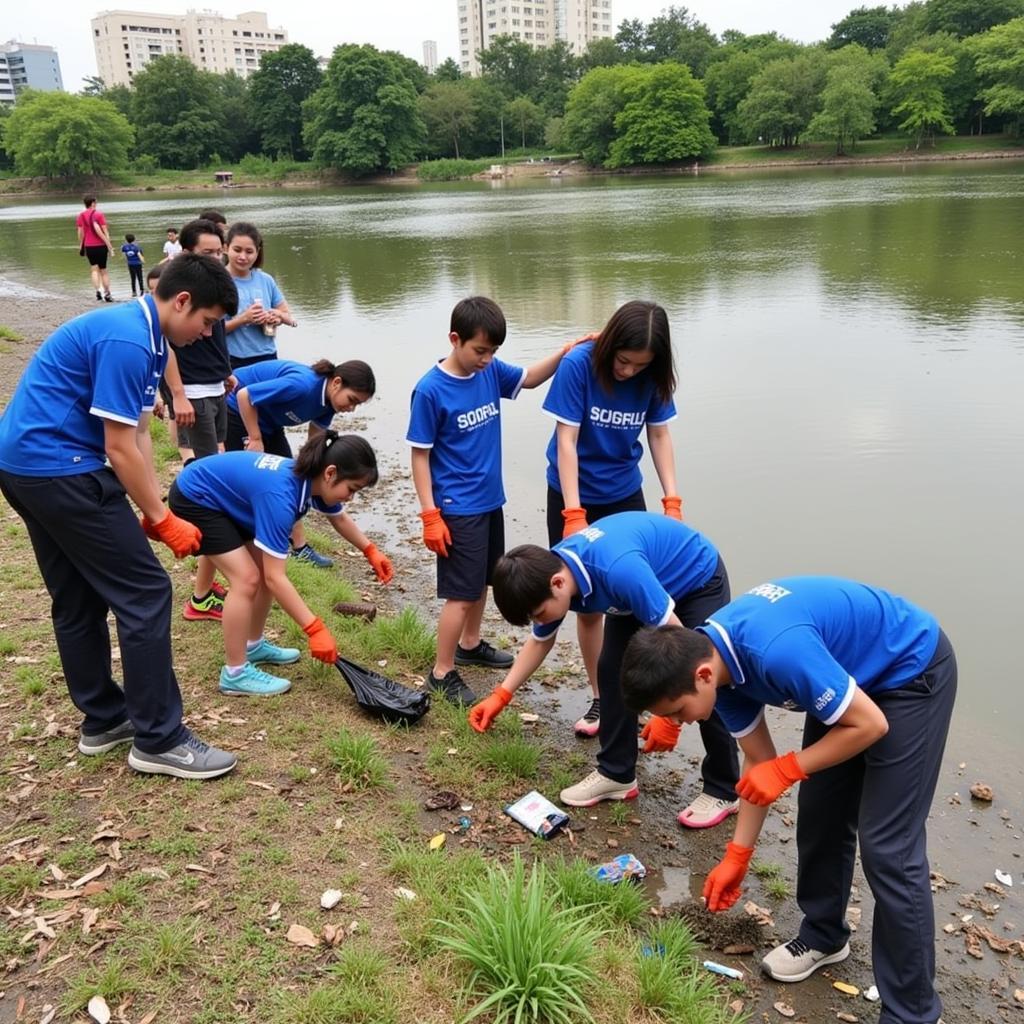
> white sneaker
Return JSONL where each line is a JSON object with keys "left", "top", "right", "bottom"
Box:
{"left": 560, "top": 769, "right": 638, "bottom": 807}
{"left": 677, "top": 792, "right": 739, "bottom": 829}
{"left": 762, "top": 937, "right": 850, "bottom": 982}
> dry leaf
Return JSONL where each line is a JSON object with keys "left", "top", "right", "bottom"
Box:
{"left": 285, "top": 923, "right": 319, "bottom": 948}
{"left": 140, "top": 867, "right": 170, "bottom": 881}
{"left": 40, "top": 1007, "right": 56, "bottom": 1024}
{"left": 773, "top": 1002, "right": 796, "bottom": 1018}
{"left": 139, "top": 1012, "right": 159, "bottom": 1024}
{"left": 185, "top": 864, "right": 213, "bottom": 874}
{"left": 833, "top": 981, "right": 859, "bottom": 996}
{"left": 48, "top": 864, "right": 66, "bottom": 882}
{"left": 81, "top": 908, "right": 100, "bottom": 936}
{"left": 71, "top": 863, "right": 108, "bottom": 888}
{"left": 87, "top": 995, "right": 112, "bottom": 1024}
{"left": 429, "top": 833, "right": 446, "bottom": 851}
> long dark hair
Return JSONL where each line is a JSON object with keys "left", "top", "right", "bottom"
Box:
{"left": 293, "top": 430, "right": 378, "bottom": 485}
{"left": 225, "top": 221, "right": 265, "bottom": 270}
{"left": 592, "top": 300, "right": 676, "bottom": 405}
{"left": 310, "top": 359, "right": 376, "bottom": 397}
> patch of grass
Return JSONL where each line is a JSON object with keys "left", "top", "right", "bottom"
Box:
{"left": 417, "top": 157, "right": 493, "bottom": 181}
{"left": 332, "top": 606, "right": 436, "bottom": 670}
{"left": 94, "top": 874, "right": 149, "bottom": 911}
{"left": 323, "top": 728, "right": 389, "bottom": 790}
{"left": 0, "top": 863, "right": 44, "bottom": 901}
{"left": 763, "top": 877, "right": 792, "bottom": 900}
{"left": 550, "top": 858, "right": 649, "bottom": 927}
{"left": 750, "top": 860, "right": 783, "bottom": 880}
{"left": 0, "top": 635, "right": 18, "bottom": 654}
{"left": 608, "top": 802, "right": 630, "bottom": 827}
{"left": 14, "top": 664, "right": 46, "bottom": 697}
{"left": 436, "top": 854, "right": 607, "bottom": 1024}
{"left": 0, "top": 324, "right": 24, "bottom": 342}
{"left": 478, "top": 735, "right": 541, "bottom": 781}
{"left": 135, "top": 919, "right": 199, "bottom": 979}
{"left": 147, "top": 833, "right": 201, "bottom": 861}
{"left": 61, "top": 959, "right": 139, "bottom": 1017}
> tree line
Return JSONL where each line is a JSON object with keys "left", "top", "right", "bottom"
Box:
{"left": 2, "top": 0, "right": 1024, "bottom": 180}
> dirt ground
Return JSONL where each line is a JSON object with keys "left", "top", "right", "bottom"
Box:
{"left": 1, "top": 285, "right": 1023, "bottom": 1024}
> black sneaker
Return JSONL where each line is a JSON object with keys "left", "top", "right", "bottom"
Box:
{"left": 95, "top": 290, "right": 103, "bottom": 301}
{"left": 103, "top": 293, "right": 114, "bottom": 302}
{"left": 79, "top": 719, "right": 136, "bottom": 755}
{"left": 428, "top": 669, "right": 478, "bottom": 707}
{"left": 454, "top": 640, "right": 514, "bottom": 669}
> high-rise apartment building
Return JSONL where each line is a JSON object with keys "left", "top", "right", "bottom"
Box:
{"left": 91, "top": 9, "right": 289, "bottom": 88}
{"left": 0, "top": 40, "right": 64, "bottom": 105}
{"left": 457, "top": 0, "right": 613, "bottom": 75}
{"left": 423, "top": 39, "right": 438, "bottom": 74}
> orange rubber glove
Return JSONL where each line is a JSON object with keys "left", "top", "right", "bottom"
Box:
{"left": 302, "top": 616, "right": 337, "bottom": 664}
{"left": 736, "top": 751, "right": 808, "bottom": 806}
{"left": 419, "top": 508, "right": 451, "bottom": 557}
{"left": 151, "top": 510, "right": 202, "bottom": 558}
{"left": 661, "top": 496, "right": 684, "bottom": 521}
{"left": 640, "top": 715, "right": 681, "bottom": 753}
{"left": 561, "top": 507, "right": 588, "bottom": 538}
{"left": 139, "top": 514, "right": 161, "bottom": 541}
{"left": 468, "top": 685, "right": 513, "bottom": 733}
{"left": 363, "top": 543, "right": 394, "bottom": 584}
{"left": 703, "top": 841, "right": 755, "bottom": 912}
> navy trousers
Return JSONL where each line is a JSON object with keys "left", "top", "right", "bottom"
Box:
{"left": 0, "top": 468, "right": 188, "bottom": 753}
{"left": 596, "top": 557, "right": 740, "bottom": 801}
{"left": 795, "top": 630, "right": 956, "bottom": 1024}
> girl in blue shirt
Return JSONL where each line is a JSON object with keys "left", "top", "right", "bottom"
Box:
{"left": 168, "top": 432, "right": 394, "bottom": 697}
{"left": 223, "top": 222, "right": 296, "bottom": 368}
{"left": 542, "top": 300, "right": 684, "bottom": 740}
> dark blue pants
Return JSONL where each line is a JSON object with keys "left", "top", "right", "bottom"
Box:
{"left": 0, "top": 468, "right": 187, "bottom": 753}
{"left": 796, "top": 630, "right": 956, "bottom": 1024}
{"left": 596, "top": 557, "right": 740, "bottom": 800}
{"left": 127, "top": 264, "right": 144, "bottom": 294}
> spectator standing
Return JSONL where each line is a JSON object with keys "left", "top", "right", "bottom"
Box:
{"left": 77, "top": 195, "right": 114, "bottom": 302}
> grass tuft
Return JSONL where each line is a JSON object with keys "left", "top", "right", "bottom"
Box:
{"left": 324, "top": 728, "right": 389, "bottom": 790}
{"left": 550, "top": 858, "right": 650, "bottom": 926}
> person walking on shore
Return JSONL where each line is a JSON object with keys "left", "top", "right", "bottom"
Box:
{"left": 77, "top": 195, "right": 114, "bottom": 302}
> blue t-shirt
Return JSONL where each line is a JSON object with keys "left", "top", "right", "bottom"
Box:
{"left": 226, "top": 360, "right": 334, "bottom": 436}
{"left": 532, "top": 512, "right": 720, "bottom": 640}
{"left": 406, "top": 359, "right": 527, "bottom": 515}
{"left": 0, "top": 296, "right": 166, "bottom": 477}
{"left": 543, "top": 342, "right": 677, "bottom": 505}
{"left": 227, "top": 268, "right": 285, "bottom": 360}
{"left": 699, "top": 577, "right": 941, "bottom": 738}
{"left": 175, "top": 451, "right": 342, "bottom": 558}
{"left": 121, "top": 242, "right": 143, "bottom": 266}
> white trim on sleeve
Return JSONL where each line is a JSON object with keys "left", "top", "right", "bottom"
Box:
{"left": 254, "top": 539, "right": 289, "bottom": 559}
{"left": 558, "top": 549, "right": 593, "bottom": 598}
{"left": 730, "top": 706, "right": 765, "bottom": 739}
{"left": 407, "top": 439, "right": 434, "bottom": 449}
{"left": 90, "top": 407, "right": 138, "bottom": 426}
{"left": 542, "top": 408, "right": 582, "bottom": 428}
{"left": 821, "top": 676, "right": 857, "bottom": 726}
{"left": 508, "top": 366, "right": 528, "bottom": 400}
{"left": 703, "top": 619, "right": 746, "bottom": 684}
{"left": 648, "top": 413, "right": 679, "bottom": 426}
{"left": 655, "top": 595, "right": 675, "bottom": 627}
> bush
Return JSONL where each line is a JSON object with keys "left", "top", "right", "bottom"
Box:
{"left": 417, "top": 158, "right": 492, "bottom": 181}
{"left": 134, "top": 154, "right": 160, "bottom": 175}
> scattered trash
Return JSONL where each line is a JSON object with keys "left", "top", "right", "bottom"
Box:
{"left": 40, "top": 1007, "right": 56, "bottom": 1024}
{"left": 864, "top": 985, "right": 879, "bottom": 1002}
{"left": 743, "top": 900, "right": 775, "bottom": 927}
{"left": 704, "top": 961, "right": 744, "bottom": 980}
{"left": 429, "top": 833, "right": 447, "bottom": 851}
{"left": 460, "top": 803, "right": 473, "bottom": 812}
{"left": 285, "top": 923, "right": 319, "bottom": 948}
{"left": 837, "top": 1013, "right": 858, "bottom": 1023}
{"left": 995, "top": 870, "right": 1013, "bottom": 887}
{"left": 320, "top": 889, "right": 343, "bottom": 910}
{"left": 519, "top": 712, "right": 539, "bottom": 724}
{"left": 833, "top": 981, "right": 859, "bottom": 996}
{"left": 457, "top": 816, "right": 471, "bottom": 832}
{"left": 423, "top": 790, "right": 460, "bottom": 811}
{"left": 504, "top": 790, "right": 569, "bottom": 840}
{"left": 943, "top": 923, "right": 957, "bottom": 933}
{"left": 723, "top": 943, "right": 755, "bottom": 955}
{"left": 592, "top": 854, "right": 647, "bottom": 884}
{"left": 728, "top": 1000, "right": 745, "bottom": 1015}
{"left": 393, "top": 887, "right": 417, "bottom": 901}
{"left": 641, "top": 943, "right": 666, "bottom": 958}
{"left": 772, "top": 1000, "right": 796, "bottom": 1017}
{"left": 87, "top": 996, "right": 111, "bottom": 1024}
{"left": 332, "top": 601, "right": 377, "bottom": 622}
{"left": 970, "top": 782, "right": 994, "bottom": 802}
{"left": 334, "top": 656, "right": 429, "bottom": 724}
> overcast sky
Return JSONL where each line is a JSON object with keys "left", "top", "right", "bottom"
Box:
{"left": 8, "top": 1, "right": 877, "bottom": 94}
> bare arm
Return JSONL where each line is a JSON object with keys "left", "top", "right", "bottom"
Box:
{"left": 792, "top": 689, "right": 889, "bottom": 776}
{"left": 325, "top": 511, "right": 371, "bottom": 553}
{"left": 163, "top": 349, "right": 195, "bottom": 427}
{"left": 522, "top": 348, "right": 566, "bottom": 390}
{"left": 554, "top": 422, "right": 583, "bottom": 509}
{"left": 235, "top": 388, "right": 263, "bottom": 450}
{"left": 268, "top": 299, "right": 296, "bottom": 328}
{"left": 96, "top": 222, "right": 113, "bottom": 251}
{"left": 646, "top": 423, "right": 679, "bottom": 498}
{"left": 495, "top": 635, "right": 558, "bottom": 697}
{"left": 410, "top": 447, "right": 436, "bottom": 511}
{"left": 257, "top": 551, "right": 317, "bottom": 628}
{"left": 104, "top": 419, "right": 165, "bottom": 522}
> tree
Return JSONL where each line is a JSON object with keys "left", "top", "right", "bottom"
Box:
{"left": 737, "top": 52, "right": 828, "bottom": 146}
{"left": 302, "top": 44, "right": 425, "bottom": 176}
{"left": 505, "top": 95, "right": 546, "bottom": 149}
{"left": 80, "top": 75, "right": 107, "bottom": 96}
{"left": 131, "top": 55, "right": 222, "bottom": 168}
{"left": 3, "top": 90, "right": 133, "bottom": 179}
{"left": 644, "top": 6, "right": 719, "bottom": 75}
{"left": 967, "top": 17, "right": 1024, "bottom": 128}
{"left": 580, "top": 37, "right": 624, "bottom": 72}
{"left": 434, "top": 57, "right": 463, "bottom": 82}
{"left": 211, "top": 72, "right": 259, "bottom": 162}
{"left": 888, "top": 49, "right": 955, "bottom": 146}
{"left": 533, "top": 40, "right": 579, "bottom": 117}
{"left": 477, "top": 35, "right": 538, "bottom": 98}
{"left": 419, "top": 80, "right": 476, "bottom": 158}
{"left": 705, "top": 49, "right": 768, "bottom": 143}
{"left": 614, "top": 19, "right": 648, "bottom": 61}
{"left": 828, "top": 6, "right": 900, "bottom": 50}
{"left": 922, "top": 0, "right": 1024, "bottom": 38}
{"left": 807, "top": 48, "right": 879, "bottom": 153}
{"left": 607, "top": 63, "right": 716, "bottom": 167}
{"left": 563, "top": 65, "right": 634, "bottom": 164}
{"left": 248, "top": 44, "right": 322, "bottom": 158}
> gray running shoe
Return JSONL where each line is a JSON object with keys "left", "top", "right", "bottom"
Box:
{"left": 128, "top": 732, "right": 237, "bottom": 780}
{"left": 79, "top": 719, "right": 136, "bottom": 755}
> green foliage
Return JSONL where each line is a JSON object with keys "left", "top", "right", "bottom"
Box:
{"left": 505, "top": 95, "right": 546, "bottom": 149}
{"left": 807, "top": 45, "right": 880, "bottom": 153}
{"left": 563, "top": 65, "right": 634, "bottom": 165}
{"left": 968, "top": 17, "right": 1024, "bottom": 125}
{"left": 478, "top": 35, "right": 541, "bottom": 99}
{"left": 922, "top": 0, "right": 1024, "bottom": 39}
{"left": 642, "top": 5, "right": 720, "bottom": 75}
{"left": 550, "top": 859, "right": 649, "bottom": 926}
{"left": 633, "top": 920, "right": 725, "bottom": 1022}
{"left": 248, "top": 44, "right": 322, "bottom": 159}
{"left": 434, "top": 57, "right": 463, "bottom": 82}
{"left": 303, "top": 44, "right": 425, "bottom": 176}
{"left": 436, "top": 855, "right": 607, "bottom": 1024}
{"left": 829, "top": 6, "right": 902, "bottom": 50}
{"left": 0, "top": 863, "right": 44, "bottom": 901}
{"left": 323, "top": 728, "right": 389, "bottom": 789}
{"left": 737, "top": 51, "right": 828, "bottom": 147}
{"left": 606, "top": 62, "right": 716, "bottom": 166}
{"left": 417, "top": 158, "right": 491, "bottom": 181}
{"left": 420, "top": 80, "right": 477, "bottom": 158}
{"left": 2, "top": 90, "right": 133, "bottom": 179}
{"left": 889, "top": 48, "right": 956, "bottom": 146}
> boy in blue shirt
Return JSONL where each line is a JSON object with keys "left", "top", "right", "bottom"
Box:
{"left": 121, "top": 233, "right": 145, "bottom": 296}
{"left": 0, "top": 254, "right": 241, "bottom": 781}
{"left": 619, "top": 577, "right": 957, "bottom": 1024}
{"left": 472, "top": 512, "right": 740, "bottom": 827}
{"left": 407, "top": 296, "right": 570, "bottom": 706}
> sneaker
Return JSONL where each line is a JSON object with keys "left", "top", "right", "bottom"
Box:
{"left": 79, "top": 719, "right": 135, "bottom": 755}
{"left": 677, "top": 792, "right": 739, "bottom": 829}
{"left": 103, "top": 293, "right": 113, "bottom": 303}
{"left": 428, "top": 668, "right": 478, "bottom": 707}
{"left": 291, "top": 543, "right": 334, "bottom": 568}
{"left": 246, "top": 638, "right": 301, "bottom": 665}
{"left": 182, "top": 591, "right": 225, "bottom": 621}
{"left": 560, "top": 769, "right": 639, "bottom": 807}
{"left": 210, "top": 581, "right": 228, "bottom": 600}
{"left": 762, "top": 937, "right": 850, "bottom": 983}
{"left": 127, "top": 732, "right": 237, "bottom": 780}
{"left": 219, "top": 663, "right": 291, "bottom": 696}
{"left": 454, "top": 640, "right": 513, "bottom": 668}
{"left": 95, "top": 290, "right": 103, "bottom": 301}
{"left": 573, "top": 698, "right": 601, "bottom": 738}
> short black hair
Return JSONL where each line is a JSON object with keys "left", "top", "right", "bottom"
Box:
{"left": 166, "top": 226, "right": 178, "bottom": 235}
{"left": 620, "top": 626, "right": 714, "bottom": 713}
{"left": 199, "top": 209, "right": 227, "bottom": 226}
{"left": 146, "top": 264, "right": 163, "bottom": 284}
{"left": 124, "top": 233, "right": 135, "bottom": 243}
{"left": 154, "top": 252, "right": 238, "bottom": 315}
{"left": 179, "top": 218, "right": 223, "bottom": 252}
{"left": 451, "top": 296, "right": 506, "bottom": 346}
{"left": 83, "top": 195, "right": 96, "bottom": 207}
{"left": 491, "top": 545, "right": 564, "bottom": 626}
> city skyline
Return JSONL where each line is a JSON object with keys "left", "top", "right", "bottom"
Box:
{"left": 7, "top": 0, "right": 900, "bottom": 95}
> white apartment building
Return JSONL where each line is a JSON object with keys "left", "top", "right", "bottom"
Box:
{"left": 423, "top": 39, "right": 438, "bottom": 74}
{"left": 0, "top": 40, "right": 64, "bottom": 105}
{"left": 458, "top": 0, "right": 613, "bottom": 75}
{"left": 91, "top": 9, "right": 289, "bottom": 87}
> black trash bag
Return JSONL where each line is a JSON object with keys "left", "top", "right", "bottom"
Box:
{"left": 334, "top": 657, "right": 430, "bottom": 725}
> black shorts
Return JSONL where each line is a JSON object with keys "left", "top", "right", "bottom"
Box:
{"left": 545, "top": 485, "right": 646, "bottom": 546}
{"left": 437, "top": 508, "right": 505, "bottom": 601}
{"left": 84, "top": 245, "right": 109, "bottom": 269}
{"left": 225, "top": 409, "right": 291, "bottom": 456}
{"left": 229, "top": 351, "right": 278, "bottom": 371}
{"left": 177, "top": 395, "right": 227, "bottom": 458}
{"left": 168, "top": 481, "right": 253, "bottom": 556}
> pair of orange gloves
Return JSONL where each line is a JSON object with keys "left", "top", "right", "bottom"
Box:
{"left": 561, "top": 495, "right": 683, "bottom": 539}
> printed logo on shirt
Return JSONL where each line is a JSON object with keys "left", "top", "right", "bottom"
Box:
{"left": 456, "top": 402, "right": 500, "bottom": 431}
{"left": 746, "top": 583, "right": 792, "bottom": 604}
{"left": 285, "top": 411, "right": 301, "bottom": 424}
{"left": 814, "top": 688, "right": 836, "bottom": 712}
{"left": 589, "top": 407, "right": 646, "bottom": 429}
{"left": 579, "top": 526, "right": 605, "bottom": 543}
{"left": 255, "top": 455, "right": 286, "bottom": 471}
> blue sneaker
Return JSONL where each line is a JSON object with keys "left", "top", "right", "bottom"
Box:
{"left": 219, "top": 663, "right": 292, "bottom": 696}
{"left": 246, "top": 639, "right": 301, "bottom": 665}
{"left": 291, "top": 543, "right": 334, "bottom": 568}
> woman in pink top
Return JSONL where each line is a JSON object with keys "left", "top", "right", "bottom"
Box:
{"left": 76, "top": 195, "right": 114, "bottom": 302}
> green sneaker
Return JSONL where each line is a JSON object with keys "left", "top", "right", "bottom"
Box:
{"left": 219, "top": 663, "right": 291, "bottom": 696}
{"left": 246, "top": 638, "right": 301, "bottom": 665}
{"left": 182, "top": 590, "right": 224, "bottom": 621}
